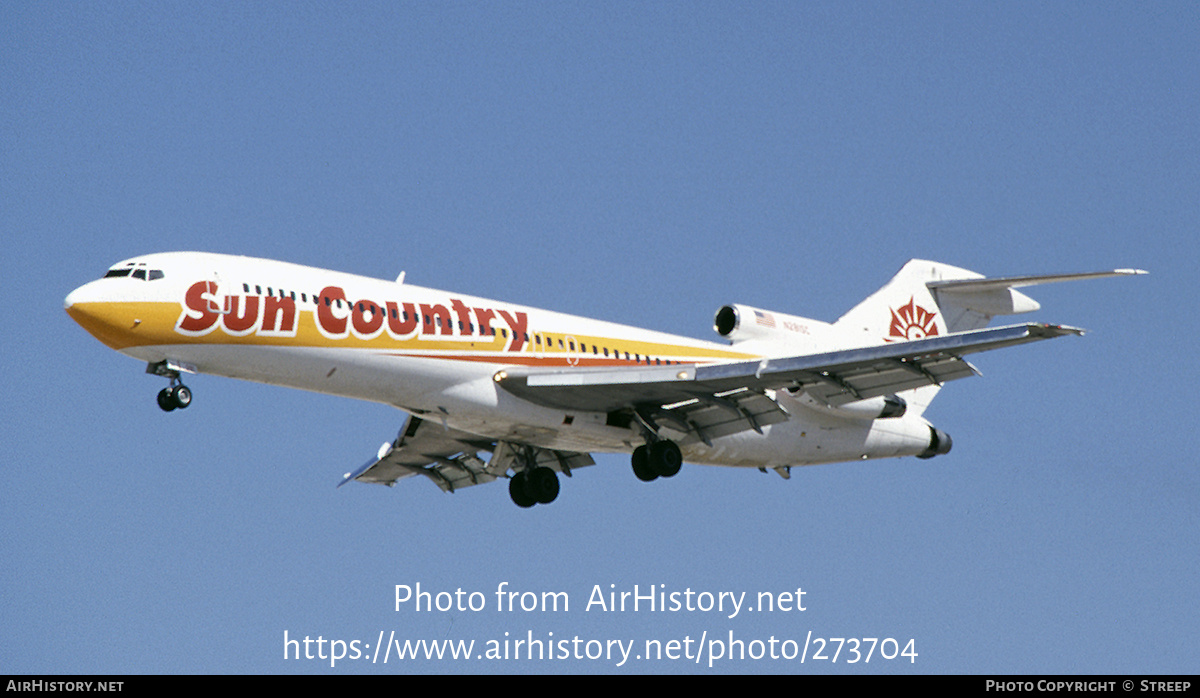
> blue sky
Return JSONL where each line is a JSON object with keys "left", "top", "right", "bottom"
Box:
{"left": 3, "top": 1, "right": 1196, "bottom": 674}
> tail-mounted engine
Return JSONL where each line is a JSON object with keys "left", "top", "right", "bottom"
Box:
{"left": 782, "top": 387, "right": 908, "bottom": 420}
{"left": 714, "top": 303, "right": 834, "bottom": 349}
{"left": 917, "top": 427, "right": 953, "bottom": 459}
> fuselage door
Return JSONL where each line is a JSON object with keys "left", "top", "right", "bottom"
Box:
{"left": 204, "top": 270, "right": 232, "bottom": 315}
{"left": 564, "top": 335, "right": 580, "bottom": 366}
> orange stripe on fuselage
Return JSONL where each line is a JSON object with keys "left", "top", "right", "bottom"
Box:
{"left": 383, "top": 353, "right": 704, "bottom": 367}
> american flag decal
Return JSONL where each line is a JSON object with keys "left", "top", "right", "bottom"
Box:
{"left": 754, "top": 310, "right": 776, "bottom": 328}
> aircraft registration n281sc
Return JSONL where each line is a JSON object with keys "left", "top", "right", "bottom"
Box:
{"left": 64, "top": 253, "right": 1144, "bottom": 508}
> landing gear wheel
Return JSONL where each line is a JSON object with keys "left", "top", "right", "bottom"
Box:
{"left": 632, "top": 445, "right": 657, "bottom": 481}
{"left": 649, "top": 440, "right": 682, "bottom": 478}
{"left": 509, "top": 471, "right": 536, "bottom": 508}
{"left": 526, "top": 467, "right": 560, "bottom": 504}
{"left": 169, "top": 385, "right": 192, "bottom": 409}
{"left": 157, "top": 384, "right": 192, "bottom": 411}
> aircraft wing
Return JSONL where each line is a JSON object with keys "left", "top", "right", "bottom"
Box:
{"left": 495, "top": 323, "right": 1083, "bottom": 439}
{"left": 339, "top": 414, "right": 595, "bottom": 492}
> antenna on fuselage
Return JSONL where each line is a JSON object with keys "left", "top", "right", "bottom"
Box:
{"left": 395, "top": 271, "right": 406, "bottom": 285}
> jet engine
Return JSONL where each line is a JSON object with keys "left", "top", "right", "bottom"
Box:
{"left": 713, "top": 303, "right": 836, "bottom": 350}
{"left": 917, "top": 427, "right": 953, "bottom": 459}
{"left": 714, "top": 303, "right": 872, "bottom": 355}
{"left": 782, "top": 388, "right": 908, "bottom": 420}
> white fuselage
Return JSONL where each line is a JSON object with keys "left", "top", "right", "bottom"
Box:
{"left": 65, "top": 252, "right": 942, "bottom": 469}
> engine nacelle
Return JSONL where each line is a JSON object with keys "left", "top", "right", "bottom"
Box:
{"left": 713, "top": 303, "right": 839, "bottom": 351}
{"left": 831, "top": 394, "right": 907, "bottom": 420}
{"left": 783, "top": 388, "right": 908, "bottom": 420}
{"left": 917, "top": 426, "right": 953, "bottom": 459}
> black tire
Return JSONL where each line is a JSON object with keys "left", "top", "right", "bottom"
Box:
{"left": 527, "top": 467, "right": 560, "bottom": 504}
{"left": 170, "top": 385, "right": 192, "bottom": 409}
{"left": 157, "top": 388, "right": 176, "bottom": 412}
{"left": 509, "top": 471, "right": 536, "bottom": 508}
{"left": 632, "top": 445, "right": 657, "bottom": 481}
{"left": 650, "top": 440, "right": 682, "bottom": 478}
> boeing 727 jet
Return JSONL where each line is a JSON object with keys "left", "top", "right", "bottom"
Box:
{"left": 64, "top": 253, "right": 1143, "bottom": 507}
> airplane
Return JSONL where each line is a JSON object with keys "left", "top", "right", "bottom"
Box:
{"left": 64, "top": 253, "right": 1144, "bottom": 508}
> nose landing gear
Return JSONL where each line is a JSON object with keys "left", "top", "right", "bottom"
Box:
{"left": 156, "top": 384, "right": 192, "bottom": 412}
{"left": 147, "top": 360, "right": 195, "bottom": 412}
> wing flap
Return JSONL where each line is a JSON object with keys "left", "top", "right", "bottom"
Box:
{"left": 800, "top": 355, "right": 981, "bottom": 406}
{"left": 655, "top": 389, "right": 790, "bottom": 444}
{"left": 497, "top": 323, "right": 1082, "bottom": 416}
{"left": 340, "top": 415, "right": 595, "bottom": 493}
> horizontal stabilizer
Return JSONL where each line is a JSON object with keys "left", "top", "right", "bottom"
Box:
{"left": 929, "top": 268, "right": 1147, "bottom": 317}
{"left": 928, "top": 268, "right": 1147, "bottom": 293}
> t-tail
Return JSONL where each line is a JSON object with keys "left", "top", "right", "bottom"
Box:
{"left": 832, "top": 259, "right": 1147, "bottom": 413}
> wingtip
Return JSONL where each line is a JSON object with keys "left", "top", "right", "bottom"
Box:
{"left": 1114, "top": 268, "right": 1149, "bottom": 276}
{"left": 1034, "top": 323, "right": 1087, "bottom": 337}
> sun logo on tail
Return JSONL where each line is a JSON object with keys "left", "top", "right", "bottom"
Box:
{"left": 887, "top": 297, "right": 939, "bottom": 341}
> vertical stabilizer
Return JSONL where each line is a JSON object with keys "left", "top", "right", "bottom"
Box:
{"left": 834, "top": 260, "right": 988, "bottom": 344}
{"left": 832, "top": 260, "right": 988, "bottom": 416}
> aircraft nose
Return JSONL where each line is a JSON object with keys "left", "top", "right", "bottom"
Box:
{"left": 64, "top": 279, "right": 141, "bottom": 350}
{"left": 64, "top": 280, "right": 98, "bottom": 315}
{"left": 64, "top": 283, "right": 91, "bottom": 313}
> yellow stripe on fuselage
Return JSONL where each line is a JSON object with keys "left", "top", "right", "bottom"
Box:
{"left": 68, "top": 298, "right": 758, "bottom": 366}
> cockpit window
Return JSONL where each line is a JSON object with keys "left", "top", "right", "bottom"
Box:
{"left": 104, "top": 262, "right": 164, "bottom": 281}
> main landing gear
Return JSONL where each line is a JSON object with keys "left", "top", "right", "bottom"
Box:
{"left": 631, "top": 440, "right": 682, "bottom": 482}
{"left": 509, "top": 466, "right": 560, "bottom": 508}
